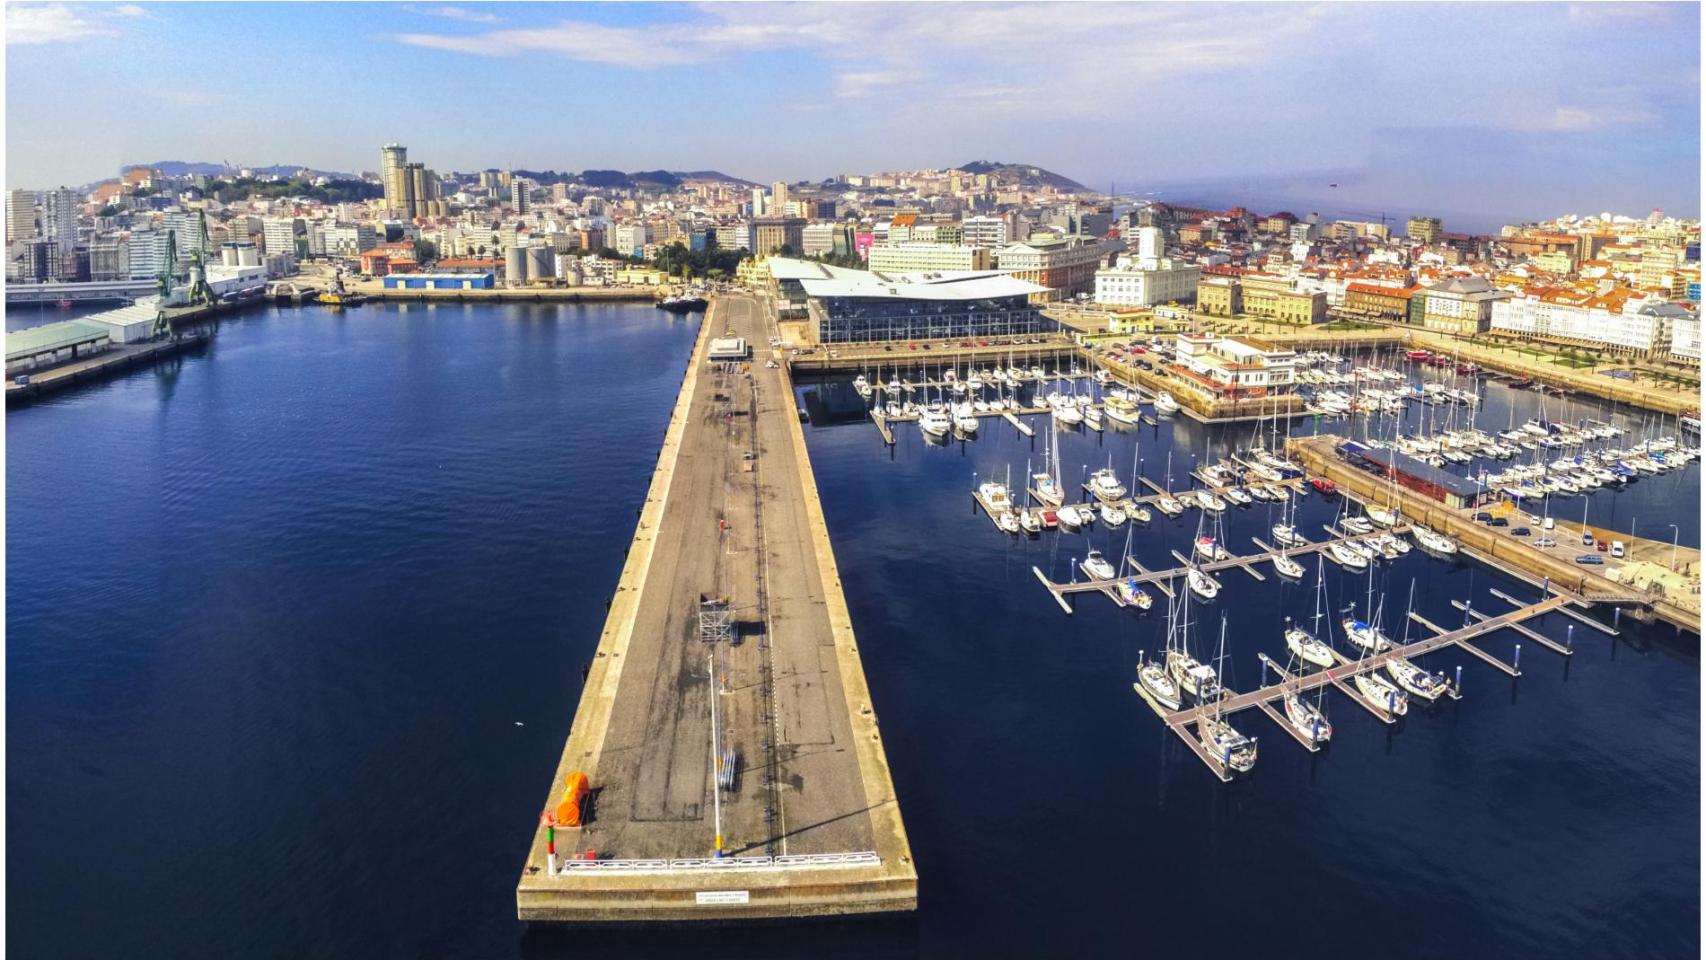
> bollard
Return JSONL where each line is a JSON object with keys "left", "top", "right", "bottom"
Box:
{"left": 1514, "top": 643, "right": 1522, "bottom": 670}
{"left": 1455, "top": 664, "right": 1462, "bottom": 693}
{"left": 1614, "top": 607, "right": 1622, "bottom": 629}
{"left": 546, "top": 825, "right": 557, "bottom": 875}
{"left": 1566, "top": 624, "right": 1574, "bottom": 651}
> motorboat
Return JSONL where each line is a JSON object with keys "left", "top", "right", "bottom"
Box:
{"left": 1339, "top": 515, "right": 1374, "bottom": 535}
{"left": 853, "top": 374, "right": 873, "bottom": 399}
{"left": 1018, "top": 510, "right": 1042, "bottom": 535}
{"left": 1104, "top": 396, "right": 1140, "bottom": 424}
{"left": 1223, "top": 486, "right": 1253, "bottom": 506}
{"left": 1100, "top": 502, "right": 1127, "bottom": 527}
{"left": 996, "top": 511, "right": 1021, "bottom": 534}
{"left": 1135, "top": 661, "right": 1179, "bottom": 709}
{"left": 1089, "top": 467, "right": 1129, "bottom": 503}
{"left": 1367, "top": 505, "right": 1399, "bottom": 527}
{"left": 1197, "top": 490, "right": 1226, "bottom": 513}
{"left": 1081, "top": 550, "right": 1117, "bottom": 580}
{"left": 919, "top": 406, "right": 952, "bottom": 437}
{"left": 1057, "top": 504, "right": 1092, "bottom": 529}
{"left": 977, "top": 480, "right": 1013, "bottom": 512}
{"left": 1153, "top": 392, "right": 1180, "bottom": 416}
{"left": 1272, "top": 524, "right": 1303, "bottom": 547}
{"left": 1156, "top": 494, "right": 1185, "bottom": 517}
{"left": 1051, "top": 401, "right": 1084, "bottom": 426}
{"left": 952, "top": 403, "right": 979, "bottom": 435}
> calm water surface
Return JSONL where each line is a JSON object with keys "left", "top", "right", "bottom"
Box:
{"left": 7, "top": 311, "right": 1698, "bottom": 958}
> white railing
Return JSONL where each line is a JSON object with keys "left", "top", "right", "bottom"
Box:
{"left": 553, "top": 851, "right": 879, "bottom": 875}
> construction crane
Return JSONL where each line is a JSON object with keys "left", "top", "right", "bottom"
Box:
{"left": 185, "top": 210, "right": 215, "bottom": 307}
{"left": 152, "top": 229, "right": 179, "bottom": 339}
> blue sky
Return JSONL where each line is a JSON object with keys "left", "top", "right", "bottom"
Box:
{"left": 5, "top": 2, "right": 1699, "bottom": 229}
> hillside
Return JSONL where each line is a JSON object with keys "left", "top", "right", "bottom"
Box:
{"left": 955, "top": 160, "right": 1089, "bottom": 193}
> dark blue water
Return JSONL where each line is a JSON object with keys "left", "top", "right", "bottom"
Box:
{"left": 8, "top": 309, "right": 1698, "bottom": 959}
{"left": 7, "top": 302, "right": 700, "bottom": 958}
{"left": 796, "top": 367, "right": 1700, "bottom": 958}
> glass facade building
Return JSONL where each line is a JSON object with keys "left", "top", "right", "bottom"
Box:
{"left": 812, "top": 294, "right": 1056, "bottom": 343}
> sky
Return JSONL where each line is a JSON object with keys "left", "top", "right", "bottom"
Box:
{"left": 5, "top": 1, "right": 1700, "bottom": 231}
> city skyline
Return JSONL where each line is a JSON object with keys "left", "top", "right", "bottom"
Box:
{"left": 5, "top": 1, "right": 1700, "bottom": 229}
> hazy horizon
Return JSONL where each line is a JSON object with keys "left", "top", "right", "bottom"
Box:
{"left": 6, "top": 2, "right": 1700, "bottom": 225}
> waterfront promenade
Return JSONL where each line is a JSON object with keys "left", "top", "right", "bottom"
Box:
{"left": 516, "top": 295, "right": 915, "bottom": 921}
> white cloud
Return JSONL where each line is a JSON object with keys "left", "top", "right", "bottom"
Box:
{"left": 5, "top": 3, "right": 117, "bottom": 44}
{"left": 401, "top": 4, "right": 500, "bottom": 24}
{"left": 114, "top": 4, "right": 149, "bottom": 17}
{"left": 392, "top": 2, "right": 1330, "bottom": 123}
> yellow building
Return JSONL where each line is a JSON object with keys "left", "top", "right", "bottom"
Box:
{"left": 615, "top": 267, "right": 668, "bottom": 286}
{"left": 1196, "top": 276, "right": 1242, "bottom": 316}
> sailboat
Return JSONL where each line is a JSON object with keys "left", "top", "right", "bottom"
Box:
{"left": 1031, "top": 435, "right": 1065, "bottom": 507}
{"left": 1113, "top": 521, "right": 1152, "bottom": 611}
{"left": 1285, "top": 555, "right": 1338, "bottom": 668}
{"left": 1136, "top": 593, "right": 1181, "bottom": 707}
{"left": 1341, "top": 565, "right": 1394, "bottom": 652}
{"left": 1197, "top": 616, "right": 1257, "bottom": 774}
{"left": 1166, "top": 588, "right": 1221, "bottom": 700}
{"left": 1384, "top": 582, "right": 1445, "bottom": 700}
{"left": 1281, "top": 675, "right": 1333, "bottom": 745}
{"left": 1185, "top": 515, "right": 1221, "bottom": 600}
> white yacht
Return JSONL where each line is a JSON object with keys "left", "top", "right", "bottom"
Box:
{"left": 952, "top": 403, "right": 979, "bottom": 435}
{"left": 1167, "top": 651, "right": 1221, "bottom": 700}
{"left": 996, "top": 511, "right": 1020, "bottom": 534}
{"left": 1019, "top": 510, "right": 1042, "bottom": 535}
{"left": 1367, "top": 504, "right": 1399, "bottom": 527}
{"left": 1089, "top": 467, "right": 1128, "bottom": 503}
{"left": 1271, "top": 553, "right": 1304, "bottom": 579}
{"left": 1271, "top": 524, "right": 1303, "bottom": 547}
{"left": 1223, "top": 486, "right": 1253, "bottom": 506}
{"left": 919, "top": 405, "right": 952, "bottom": 438}
{"left": 1199, "top": 715, "right": 1258, "bottom": 773}
{"left": 1197, "top": 490, "right": 1226, "bottom": 513}
{"left": 853, "top": 374, "right": 873, "bottom": 399}
{"left": 1117, "top": 578, "right": 1153, "bottom": 610}
{"left": 1081, "top": 549, "right": 1117, "bottom": 580}
{"left": 1156, "top": 494, "right": 1185, "bottom": 517}
{"left": 1032, "top": 473, "right": 1064, "bottom": 507}
{"left": 1154, "top": 392, "right": 1180, "bottom": 416}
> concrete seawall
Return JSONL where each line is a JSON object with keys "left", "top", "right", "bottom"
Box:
{"left": 1287, "top": 435, "right": 1699, "bottom": 634}
{"left": 516, "top": 295, "right": 916, "bottom": 922}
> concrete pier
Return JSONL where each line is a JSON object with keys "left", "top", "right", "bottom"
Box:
{"left": 516, "top": 295, "right": 915, "bottom": 922}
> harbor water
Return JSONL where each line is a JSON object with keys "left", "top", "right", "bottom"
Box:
{"left": 7, "top": 307, "right": 1699, "bottom": 958}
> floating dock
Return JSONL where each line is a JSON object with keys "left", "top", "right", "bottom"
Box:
{"left": 517, "top": 295, "right": 915, "bottom": 921}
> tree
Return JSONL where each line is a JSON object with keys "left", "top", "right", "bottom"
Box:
{"left": 413, "top": 239, "right": 438, "bottom": 264}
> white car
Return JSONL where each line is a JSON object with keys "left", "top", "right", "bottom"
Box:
{"left": 1534, "top": 537, "right": 1558, "bottom": 548}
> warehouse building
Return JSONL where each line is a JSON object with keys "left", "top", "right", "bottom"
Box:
{"left": 382, "top": 272, "right": 495, "bottom": 290}
{"left": 1337, "top": 441, "right": 1488, "bottom": 510}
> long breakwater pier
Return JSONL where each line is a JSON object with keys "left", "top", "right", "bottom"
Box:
{"left": 516, "top": 295, "right": 914, "bottom": 922}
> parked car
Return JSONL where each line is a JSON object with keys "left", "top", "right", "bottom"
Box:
{"left": 1582, "top": 531, "right": 1595, "bottom": 547}
{"left": 1534, "top": 537, "right": 1558, "bottom": 548}
{"left": 1575, "top": 554, "right": 1604, "bottom": 565}
{"left": 1473, "top": 512, "right": 1494, "bottom": 523}
{"left": 1597, "top": 540, "right": 1609, "bottom": 552}
{"left": 1489, "top": 517, "right": 1509, "bottom": 527}
{"left": 1611, "top": 541, "right": 1626, "bottom": 558}
{"left": 1512, "top": 527, "right": 1531, "bottom": 537}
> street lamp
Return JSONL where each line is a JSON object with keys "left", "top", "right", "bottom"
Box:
{"left": 1670, "top": 524, "right": 1679, "bottom": 573}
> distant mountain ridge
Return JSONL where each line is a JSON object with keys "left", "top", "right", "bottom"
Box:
{"left": 955, "top": 160, "right": 1089, "bottom": 193}
{"left": 122, "top": 161, "right": 358, "bottom": 180}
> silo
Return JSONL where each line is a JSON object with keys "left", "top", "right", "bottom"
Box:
{"left": 506, "top": 246, "right": 528, "bottom": 287}
{"left": 529, "top": 245, "right": 554, "bottom": 281}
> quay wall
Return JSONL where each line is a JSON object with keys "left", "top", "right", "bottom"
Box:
{"left": 1287, "top": 435, "right": 1699, "bottom": 634}
{"left": 516, "top": 298, "right": 917, "bottom": 921}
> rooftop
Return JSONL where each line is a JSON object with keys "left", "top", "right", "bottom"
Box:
{"left": 6, "top": 320, "right": 110, "bottom": 361}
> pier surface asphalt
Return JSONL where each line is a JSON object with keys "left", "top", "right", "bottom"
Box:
{"left": 518, "top": 295, "right": 914, "bottom": 921}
